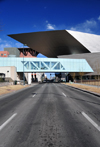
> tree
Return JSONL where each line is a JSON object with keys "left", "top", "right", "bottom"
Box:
{"left": 95, "top": 60, "right": 100, "bottom": 87}
{"left": 79, "top": 72, "right": 84, "bottom": 83}
{"left": 79, "top": 68, "right": 84, "bottom": 83}
{"left": 71, "top": 72, "right": 76, "bottom": 82}
{"left": 94, "top": 75, "right": 98, "bottom": 86}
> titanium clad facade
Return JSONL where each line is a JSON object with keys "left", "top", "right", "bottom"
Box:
{"left": 8, "top": 30, "right": 100, "bottom": 58}
{"left": 58, "top": 52, "right": 100, "bottom": 75}
{"left": 67, "top": 30, "right": 100, "bottom": 53}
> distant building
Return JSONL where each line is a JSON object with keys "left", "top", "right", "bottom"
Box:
{"left": 0, "top": 51, "right": 9, "bottom": 57}
{"left": 18, "top": 48, "right": 39, "bottom": 58}
{"left": 4, "top": 47, "right": 20, "bottom": 57}
{"left": 0, "top": 47, "right": 42, "bottom": 84}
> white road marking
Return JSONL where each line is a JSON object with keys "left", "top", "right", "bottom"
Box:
{"left": 62, "top": 92, "right": 66, "bottom": 97}
{"left": 0, "top": 113, "right": 17, "bottom": 131}
{"left": 33, "top": 94, "right": 36, "bottom": 97}
{"left": 82, "top": 112, "right": 100, "bottom": 132}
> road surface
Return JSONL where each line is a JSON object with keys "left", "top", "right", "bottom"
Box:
{"left": 0, "top": 83, "right": 100, "bottom": 147}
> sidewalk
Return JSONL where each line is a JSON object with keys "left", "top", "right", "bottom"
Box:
{"left": 74, "top": 82, "right": 100, "bottom": 88}
{"left": 62, "top": 83, "right": 100, "bottom": 96}
{"left": 0, "top": 83, "right": 38, "bottom": 98}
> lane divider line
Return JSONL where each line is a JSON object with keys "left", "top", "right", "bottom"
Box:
{"left": 62, "top": 92, "right": 66, "bottom": 97}
{"left": 0, "top": 113, "right": 17, "bottom": 131}
{"left": 33, "top": 94, "right": 36, "bottom": 97}
{"left": 82, "top": 112, "right": 100, "bottom": 132}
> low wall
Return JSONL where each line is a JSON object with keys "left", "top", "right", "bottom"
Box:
{"left": 0, "top": 82, "right": 13, "bottom": 87}
{"left": 75, "top": 79, "right": 100, "bottom": 86}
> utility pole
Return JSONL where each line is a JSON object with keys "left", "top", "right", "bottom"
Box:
{"left": 23, "top": 44, "right": 27, "bottom": 85}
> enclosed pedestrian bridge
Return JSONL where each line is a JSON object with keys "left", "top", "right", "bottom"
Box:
{"left": 0, "top": 58, "right": 93, "bottom": 73}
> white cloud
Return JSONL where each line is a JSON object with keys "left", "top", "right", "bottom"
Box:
{"left": 0, "top": 38, "right": 2, "bottom": 43}
{"left": 70, "top": 27, "right": 77, "bottom": 31}
{"left": 0, "top": 38, "right": 24, "bottom": 51}
{"left": 45, "top": 21, "right": 56, "bottom": 30}
{"left": 33, "top": 25, "right": 36, "bottom": 27}
{"left": 70, "top": 19, "right": 97, "bottom": 33}
{"left": 84, "top": 20, "right": 97, "bottom": 27}
{"left": 0, "top": 43, "right": 12, "bottom": 51}
{"left": 47, "top": 23, "right": 55, "bottom": 30}
{"left": 0, "top": 38, "right": 15, "bottom": 51}
{"left": 98, "top": 16, "right": 100, "bottom": 21}
{"left": 15, "top": 42, "right": 23, "bottom": 48}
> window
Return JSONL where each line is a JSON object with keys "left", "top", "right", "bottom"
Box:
{"left": 4, "top": 54, "right": 6, "bottom": 56}
{"left": 1, "top": 54, "right": 3, "bottom": 56}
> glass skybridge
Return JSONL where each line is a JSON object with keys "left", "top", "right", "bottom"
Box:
{"left": 0, "top": 58, "right": 93, "bottom": 73}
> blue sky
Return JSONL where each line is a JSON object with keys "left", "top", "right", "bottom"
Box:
{"left": 0, "top": 0, "right": 100, "bottom": 51}
{"left": 0, "top": 0, "right": 100, "bottom": 78}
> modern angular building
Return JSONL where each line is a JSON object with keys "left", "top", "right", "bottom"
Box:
{"left": 0, "top": 30, "right": 100, "bottom": 83}
{"left": 8, "top": 30, "right": 100, "bottom": 57}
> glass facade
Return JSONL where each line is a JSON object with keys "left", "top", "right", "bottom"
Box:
{"left": 0, "top": 57, "right": 93, "bottom": 73}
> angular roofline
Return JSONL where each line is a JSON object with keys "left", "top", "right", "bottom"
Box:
{"left": 8, "top": 30, "right": 100, "bottom": 57}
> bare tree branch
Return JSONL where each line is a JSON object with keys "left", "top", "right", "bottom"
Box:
{"left": 71, "top": 72, "right": 76, "bottom": 82}
{"left": 95, "top": 60, "right": 100, "bottom": 87}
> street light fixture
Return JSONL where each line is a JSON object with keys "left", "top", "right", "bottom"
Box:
{"left": 23, "top": 44, "right": 27, "bottom": 85}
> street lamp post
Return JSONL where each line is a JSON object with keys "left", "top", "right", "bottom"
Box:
{"left": 65, "top": 72, "right": 68, "bottom": 83}
{"left": 23, "top": 44, "right": 27, "bottom": 85}
{"left": 23, "top": 44, "right": 25, "bottom": 85}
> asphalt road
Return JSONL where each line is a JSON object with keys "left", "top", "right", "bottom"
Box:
{"left": 0, "top": 83, "right": 100, "bottom": 147}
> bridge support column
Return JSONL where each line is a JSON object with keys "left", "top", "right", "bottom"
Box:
{"left": 28, "top": 73, "right": 31, "bottom": 85}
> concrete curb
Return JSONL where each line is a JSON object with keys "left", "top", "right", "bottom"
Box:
{"left": 62, "top": 83, "right": 100, "bottom": 98}
{"left": 0, "top": 83, "right": 39, "bottom": 100}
